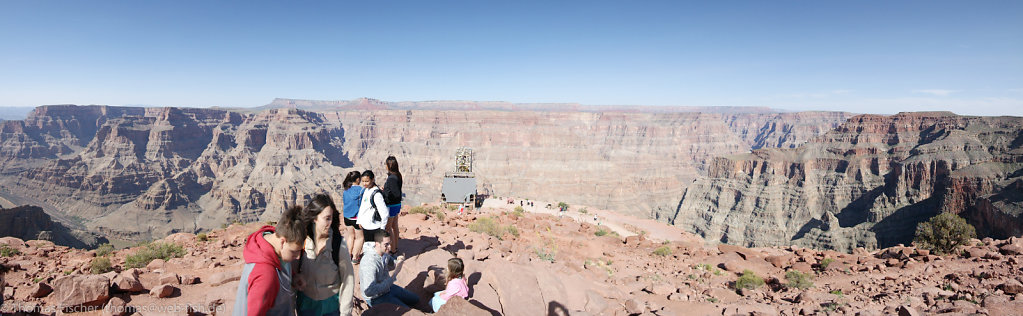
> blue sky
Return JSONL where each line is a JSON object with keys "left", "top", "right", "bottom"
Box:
{"left": 1, "top": 1, "right": 1021, "bottom": 115}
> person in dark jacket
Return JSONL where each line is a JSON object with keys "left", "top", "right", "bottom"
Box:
{"left": 381, "top": 156, "right": 403, "bottom": 257}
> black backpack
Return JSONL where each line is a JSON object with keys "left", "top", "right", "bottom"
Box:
{"left": 369, "top": 188, "right": 384, "bottom": 222}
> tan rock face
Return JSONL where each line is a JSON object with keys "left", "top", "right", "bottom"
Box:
{"left": 674, "top": 112, "right": 1023, "bottom": 251}
{"left": 51, "top": 274, "right": 110, "bottom": 312}
{"left": 0, "top": 103, "right": 850, "bottom": 242}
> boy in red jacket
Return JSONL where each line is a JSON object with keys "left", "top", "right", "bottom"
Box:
{"left": 233, "top": 206, "right": 309, "bottom": 316}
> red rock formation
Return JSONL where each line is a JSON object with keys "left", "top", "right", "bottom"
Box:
{"left": 674, "top": 112, "right": 1023, "bottom": 251}
{"left": 0, "top": 102, "right": 849, "bottom": 241}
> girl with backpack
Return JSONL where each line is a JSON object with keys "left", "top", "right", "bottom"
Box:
{"left": 357, "top": 170, "right": 389, "bottom": 242}
{"left": 382, "top": 156, "right": 403, "bottom": 257}
{"left": 295, "top": 194, "right": 355, "bottom": 316}
{"left": 341, "top": 171, "right": 365, "bottom": 264}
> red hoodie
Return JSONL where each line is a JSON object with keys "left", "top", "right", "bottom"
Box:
{"left": 234, "top": 225, "right": 295, "bottom": 316}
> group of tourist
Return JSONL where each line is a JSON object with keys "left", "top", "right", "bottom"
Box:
{"left": 232, "top": 156, "right": 469, "bottom": 316}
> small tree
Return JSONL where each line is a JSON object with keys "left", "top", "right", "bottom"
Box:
{"left": 558, "top": 202, "right": 569, "bottom": 209}
{"left": 914, "top": 212, "right": 976, "bottom": 255}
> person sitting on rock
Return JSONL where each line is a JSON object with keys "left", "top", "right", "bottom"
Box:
{"left": 341, "top": 171, "right": 365, "bottom": 264}
{"left": 295, "top": 194, "right": 355, "bottom": 316}
{"left": 233, "top": 205, "right": 311, "bottom": 316}
{"left": 359, "top": 230, "right": 420, "bottom": 308}
{"left": 429, "top": 257, "right": 469, "bottom": 313}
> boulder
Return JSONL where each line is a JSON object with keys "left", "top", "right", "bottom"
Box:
{"left": 159, "top": 272, "right": 180, "bottom": 285}
{"left": 999, "top": 244, "right": 1023, "bottom": 256}
{"left": 0, "top": 237, "right": 26, "bottom": 248}
{"left": 146, "top": 258, "right": 166, "bottom": 270}
{"left": 435, "top": 296, "right": 491, "bottom": 316}
{"left": 999, "top": 279, "right": 1023, "bottom": 295}
{"left": 112, "top": 270, "right": 144, "bottom": 293}
{"left": 29, "top": 282, "right": 53, "bottom": 298}
{"left": 624, "top": 298, "right": 645, "bottom": 314}
{"left": 150, "top": 284, "right": 176, "bottom": 298}
{"left": 102, "top": 296, "right": 129, "bottom": 316}
{"left": 208, "top": 271, "right": 241, "bottom": 286}
{"left": 51, "top": 275, "right": 111, "bottom": 311}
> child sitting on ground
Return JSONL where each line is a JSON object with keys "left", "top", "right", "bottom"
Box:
{"left": 430, "top": 257, "right": 469, "bottom": 312}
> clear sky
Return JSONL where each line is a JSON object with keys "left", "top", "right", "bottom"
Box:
{"left": 1, "top": 1, "right": 1021, "bottom": 115}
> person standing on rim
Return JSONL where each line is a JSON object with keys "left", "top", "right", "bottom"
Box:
{"left": 382, "top": 156, "right": 403, "bottom": 258}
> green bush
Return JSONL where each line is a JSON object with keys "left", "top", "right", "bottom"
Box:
{"left": 652, "top": 245, "right": 672, "bottom": 257}
{"left": 0, "top": 245, "right": 21, "bottom": 257}
{"left": 735, "top": 270, "right": 765, "bottom": 290}
{"left": 595, "top": 227, "right": 609, "bottom": 236}
{"left": 914, "top": 212, "right": 977, "bottom": 255}
{"left": 579, "top": 208, "right": 588, "bottom": 214}
{"left": 558, "top": 202, "right": 569, "bottom": 209}
{"left": 90, "top": 257, "right": 113, "bottom": 274}
{"left": 196, "top": 233, "right": 208, "bottom": 242}
{"left": 535, "top": 247, "right": 556, "bottom": 262}
{"left": 95, "top": 243, "right": 115, "bottom": 256}
{"left": 469, "top": 216, "right": 516, "bottom": 239}
{"left": 785, "top": 270, "right": 814, "bottom": 290}
{"left": 506, "top": 225, "right": 520, "bottom": 238}
{"left": 819, "top": 258, "right": 834, "bottom": 270}
{"left": 695, "top": 263, "right": 723, "bottom": 276}
{"left": 125, "top": 242, "right": 185, "bottom": 268}
{"left": 513, "top": 206, "right": 525, "bottom": 217}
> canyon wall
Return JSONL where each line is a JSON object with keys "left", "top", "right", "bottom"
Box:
{"left": 0, "top": 102, "right": 851, "bottom": 241}
{"left": 672, "top": 112, "right": 1023, "bottom": 252}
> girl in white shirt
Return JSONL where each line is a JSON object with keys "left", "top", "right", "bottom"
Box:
{"left": 356, "top": 170, "right": 389, "bottom": 232}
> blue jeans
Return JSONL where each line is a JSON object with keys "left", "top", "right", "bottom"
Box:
{"left": 369, "top": 285, "right": 420, "bottom": 308}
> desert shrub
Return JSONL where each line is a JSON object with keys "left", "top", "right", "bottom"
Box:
{"left": 196, "top": 233, "right": 208, "bottom": 242}
{"left": 819, "top": 258, "right": 834, "bottom": 270}
{"left": 579, "top": 208, "right": 588, "bottom": 214}
{"left": 90, "top": 256, "right": 113, "bottom": 274}
{"left": 0, "top": 245, "right": 21, "bottom": 257}
{"left": 653, "top": 245, "right": 672, "bottom": 257}
{"left": 914, "top": 212, "right": 977, "bottom": 255}
{"left": 785, "top": 270, "right": 814, "bottom": 290}
{"left": 595, "top": 227, "right": 609, "bottom": 236}
{"left": 95, "top": 243, "right": 115, "bottom": 256}
{"left": 448, "top": 204, "right": 458, "bottom": 211}
{"left": 695, "top": 263, "right": 723, "bottom": 276}
{"left": 506, "top": 225, "right": 520, "bottom": 238}
{"left": 513, "top": 206, "right": 525, "bottom": 217}
{"left": 735, "top": 270, "right": 765, "bottom": 290}
{"left": 469, "top": 216, "right": 515, "bottom": 239}
{"left": 125, "top": 242, "right": 185, "bottom": 268}
{"left": 535, "top": 247, "right": 556, "bottom": 262}
{"left": 409, "top": 206, "right": 429, "bottom": 215}
{"left": 469, "top": 216, "right": 500, "bottom": 238}
{"left": 558, "top": 202, "right": 569, "bottom": 209}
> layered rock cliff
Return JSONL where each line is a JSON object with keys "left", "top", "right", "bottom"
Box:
{"left": 0, "top": 102, "right": 851, "bottom": 241}
{"left": 0, "top": 205, "right": 107, "bottom": 248}
{"left": 672, "top": 112, "right": 1023, "bottom": 252}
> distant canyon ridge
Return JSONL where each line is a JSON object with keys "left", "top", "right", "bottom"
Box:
{"left": 0, "top": 98, "right": 1019, "bottom": 251}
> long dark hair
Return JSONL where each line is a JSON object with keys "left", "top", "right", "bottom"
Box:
{"left": 386, "top": 156, "right": 402, "bottom": 182}
{"left": 302, "top": 194, "right": 341, "bottom": 240}
{"left": 343, "top": 171, "right": 362, "bottom": 190}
